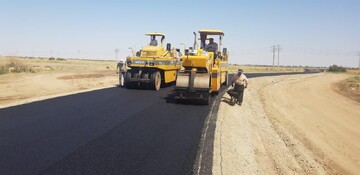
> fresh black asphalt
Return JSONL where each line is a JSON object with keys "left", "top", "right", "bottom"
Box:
{"left": 0, "top": 72, "right": 317, "bottom": 175}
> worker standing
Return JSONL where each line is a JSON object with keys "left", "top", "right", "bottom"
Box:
{"left": 116, "top": 59, "right": 127, "bottom": 86}
{"left": 231, "top": 69, "right": 248, "bottom": 105}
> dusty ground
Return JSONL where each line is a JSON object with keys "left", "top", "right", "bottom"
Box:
{"left": 214, "top": 73, "right": 360, "bottom": 175}
{"left": 2, "top": 57, "right": 360, "bottom": 174}
{"left": 333, "top": 78, "right": 360, "bottom": 103}
{"left": 228, "top": 65, "right": 304, "bottom": 74}
{"left": 0, "top": 58, "right": 118, "bottom": 108}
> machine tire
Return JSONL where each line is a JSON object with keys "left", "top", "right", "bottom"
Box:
{"left": 203, "top": 93, "right": 210, "bottom": 105}
{"left": 124, "top": 72, "right": 132, "bottom": 88}
{"left": 133, "top": 72, "right": 140, "bottom": 88}
{"left": 150, "top": 71, "right": 161, "bottom": 91}
{"left": 223, "top": 72, "right": 228, "bottom": 86}
{"left": 204, "top": 97, "right": 210, "bottom": 105}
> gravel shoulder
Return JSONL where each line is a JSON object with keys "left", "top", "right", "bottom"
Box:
{"left": 213, "top": 73, "right": 360, "bottom": 174}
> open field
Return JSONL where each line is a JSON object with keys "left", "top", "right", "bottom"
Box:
{"left": 346, "top": 69, "right": 360, "bottom": 75}
{"left": 1, "top": 56, "right": 354, "bottom": 108}
{"left": 228, "top": 65, "right": 305, "bottom": 73}
{"left": 0, "top": 57, "right": 116, "bottom": 73}
{"left": 214, "top": 73, "right": 360, "bottom": 174}
{"left": 2, "top": 56, "right": 360, "bottom": 174}
{"left": 0, "top": 57, "right": 118, "bottom": 108}
{"left": 0, "top": 57, "right": 310, "bottom": 108}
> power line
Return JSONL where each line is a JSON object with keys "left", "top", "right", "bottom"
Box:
{"left": 283, "top": 46, "right": 356, "bottom": 57}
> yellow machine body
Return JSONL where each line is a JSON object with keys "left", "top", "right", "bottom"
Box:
{"left": 175, "top": 30, "right": 229, "bottom": 104}
{"left": 124, "top": 33, "right": 181, "bottom": 90}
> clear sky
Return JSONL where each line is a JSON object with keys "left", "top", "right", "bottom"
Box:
{"left": 1, "top": 0, "right": 359, "bottom": 67}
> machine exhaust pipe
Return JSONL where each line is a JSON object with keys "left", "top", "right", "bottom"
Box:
{"left": 193, "top": 32, "right": 197, "bottom": 50}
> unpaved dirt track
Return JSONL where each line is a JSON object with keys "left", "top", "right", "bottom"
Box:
{"left": 213, "top": 73, "right": 360, "bottom": 175}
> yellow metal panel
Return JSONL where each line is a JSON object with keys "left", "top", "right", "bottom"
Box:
{"left": 211, "top": 68, "right": 220, "bottom": 92}
{"left": 128, "top": 56, "right": 181, "bottom": 72}
{"left": 145, "top": 32, "right": 165, "bottom": 36}
{"left": 142, "top": 46, "right": 163, "bottom": 52}
{"left": 164, "top": 70, "right": 177, "bottom": 83}
{"left": 211, "top": 76, "right": 220, "bottom": 92}
{"left": 182, "top": 56, "right": 209, "bottom": 68}
{"left": 198, "top": 29, "right": 224, "bottom": 35}
{"left": 156, "top": 65, "right": 181, "bottom": 71}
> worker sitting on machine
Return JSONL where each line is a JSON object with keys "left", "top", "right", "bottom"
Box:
{"left": 205, "top": 38, "right": 218, "bottom": 52}
{"left": 150, "top": 36, "right": 158, "bottom": 46}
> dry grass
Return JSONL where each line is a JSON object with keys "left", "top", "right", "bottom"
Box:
{"left": 0, "top": 56, "right": 117, "bottom": 75}
{"left": 1, "top": 56, "right": 118, "bottom": 107}
{"left": 346, "top": 69, "right": 360, "bottom": 75}
{"left": 228, "top": 65, "right": 304, "bottom": 73}
{"left": 347, "top": 76, "right": 360, "bottom": 89}
{"left": 0, "top": 57, "right": 31, "bottom": 74}
{"left": 334, "top": 77, "right": 360, "bottom": 103}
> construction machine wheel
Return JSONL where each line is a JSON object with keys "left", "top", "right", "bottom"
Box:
{"left": 203, "top": 93, "right": 210, "bottom": 105}
{"left": 227, "top": 89, "right": 238, "bottom": 106}
{"left": 223, "top": 72, "right": 228, "bottom": 86}
{"left": 124, "top": 72, "right": 133, "bottom": 88}
{"left": 133, "top": 72, "right": 140, "bottom": 88}
{"left": 229, "top": 96, "right": 236, "bottom": 106}
{"left": 150, "top": 71, "right": 161, "bottom": 91}
{"left": 141, "top": 73, "right": 150, "bottom": 89}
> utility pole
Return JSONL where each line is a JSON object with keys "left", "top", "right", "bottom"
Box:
{"left": 272, "top": 45, "right": 276, "bottom": 69}
{"left": 277, "top": 44, "right": 280, "bottom": 71}
{"left": 358, "top": 51, "right": 360, "bottom": 70}
{"left": 115, "top": 49, "right": 119, "bottom": 61}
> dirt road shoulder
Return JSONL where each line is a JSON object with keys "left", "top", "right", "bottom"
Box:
{"left": 0, "top": 71, "right": 117, "bottom": 109}
{"left": 213, "top": 73, "right": 360, "bottom": 174}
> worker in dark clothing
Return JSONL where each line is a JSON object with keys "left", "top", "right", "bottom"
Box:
{"left": 231, "top": 69, "right": 248, "bottom": 105}
{"left": 150, "top": 36, "right": 158, "bottom": 46}
{"left": 205, "top": 38, "right": 218, "bottom": 52}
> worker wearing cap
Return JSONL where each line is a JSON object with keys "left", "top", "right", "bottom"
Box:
{"left": 117, "top": 59, "right": 127, "bottom": 86}
{"left": 117, "top": 59, "right": 126, "bottom": 73}
{"left": 205, "top": 38, "right": 218, "bottom": 52}
{"left": 231, "top": 69, "right": 248, "bottom": 105}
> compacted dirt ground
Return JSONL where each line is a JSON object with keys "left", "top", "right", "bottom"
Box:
{"left": 0, "top": 58, "right": 118, "bottom": 108}
{"left": 0, "top": 71, "right": 117, "bottom": 108}
{"left": 214, "top": 73, "right": 360, "bottom": 175}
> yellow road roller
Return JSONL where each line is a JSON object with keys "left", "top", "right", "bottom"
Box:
{"left": 124, "top": 32, "right": 182, "bottom": 90}
{"left": 174, "top": 30, "right": 228, "bottom": 104}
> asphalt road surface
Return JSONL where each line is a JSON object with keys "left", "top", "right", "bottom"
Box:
{"left": 0, "top": 72, "right": 315, "bottom": 175}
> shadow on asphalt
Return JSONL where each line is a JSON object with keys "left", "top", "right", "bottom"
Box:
{"left": 164, "top": 89, "right": 216, "bottom": 106}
